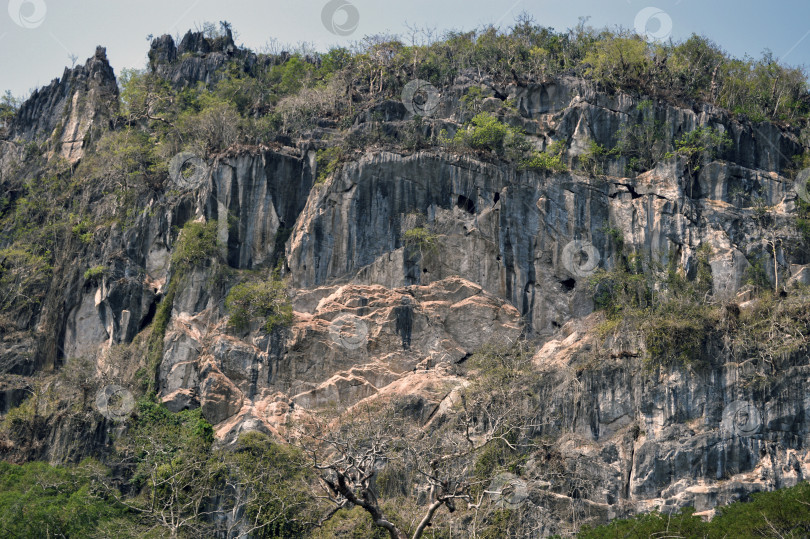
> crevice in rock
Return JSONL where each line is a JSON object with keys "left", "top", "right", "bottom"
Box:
{"left": 394, "top": 300, "right": 413, "bottom": 350}
{"left": 456, "top": 352, "right": 472, "bottom": 364}
{"left": 139, "top": 298, "right": 157, "bottom": 331}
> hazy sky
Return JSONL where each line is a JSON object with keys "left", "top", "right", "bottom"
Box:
{"left": 1, "top": 0, "right": 809, "bottom": 98}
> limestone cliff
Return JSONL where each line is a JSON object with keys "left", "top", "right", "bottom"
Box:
{"left": 1, "top": 32, "right": 810, "bottom": 536}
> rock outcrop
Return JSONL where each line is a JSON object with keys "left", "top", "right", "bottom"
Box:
{"left": 9, "top": 47, "right": 118, "bottom": 162}
{"left": 161, "top": 276, "right": 522, "bottom": 442}
{"left": 148, "top": 29, "right": 257, "bottom": 89}
{"left": 2, "top": 45, "right": 810, "bottom": 534}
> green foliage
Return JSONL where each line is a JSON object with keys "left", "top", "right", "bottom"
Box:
{"left": 642, "top": 302, "right": 717, "bottom": 368}
{"left": 70, "top": 214, "right": 95, "bottom": 244}
{"left": 143, "top": 280, "right": 176, "bottom": 393}
{"left": 402, "top": 225, "right": 438, "bottom": 254}
{"left": 460, "top": 86, "right": 486, "bottom": 113}
{"left": 114, "top": 398, "right": 217, "bottom": 535}
{"left": 479, "top": 509, "right": 516, "bottom": 539}
{"left": 128, "top": 396, "right": 214, "bottom": 458}
{"left": 83, "top": 265, "right": 106, "bottom": 282}
{"left": 578, "top": 481, "right": 810, "bottom": 538}
{"left": 744, "top": 252, "right": 772, "bottom": 292}
{"left": 718, "top": 50, "right": 809, "bottom": 123}
{"left": 0, "top": 89, "right": 20, "bottom": 129}
{"left": 0, "top": 247, "right": 52, "bottom": 326}
{"left": 119, "top": 68, "right": 174, "bottom": 126}
{"left": 79, "top": 127, "right": 163, "bottom": 194}
{"left": 577, "top": 140, "right": 618, "bottom": 175}
{"left": 796, "top": 171, "right": 810, "bottom": 244}
{"left": 175, "top": 92, "right": 243, "bottom": 153}
{"left": 668, "top": 35, "right": 727, "bottom": 100}
{"left": 225, "top": 270, "right": 293, "bottom": 332}
{"left": 170, "top": 219, "right": 220, "bottom": 275}
{"left": 614, "top": 100, "right": 668, "bottom": 173}
{"left": 590, "top": 265, "right": 650, "bottom": 319}
{"left": 449, "top": 112, "right": 531, "bottom": 160}
{"left": 583, "top": 34, "right": 652, "bottom": 90}
{"left": 520, "top": 139, "right": 568, "bottom": 172}
{"left": 590, "top": 244, "right": 720, "bottom": 369}
{"left": 666, "top": 125, "right": 733, "bottom": 173}
{"left": 0, "top": 460, "right": 124, "bottom": 538}
{"left": 473, "top": 438, "right": 521, "bottom": 480}
{"left": 223, "top": 432, "right": 316, "bottom": 537}
{"left": 309, "top": 506, "right": 390, "bottom": 538}
{"left": 463, "top": 341, "right": 537, "bottom": 480}
{"left": 0, "top": 383, "right": 58, "bottom": 431}
{"left": 315, "top": 146, "right": 344, "bottom": 183}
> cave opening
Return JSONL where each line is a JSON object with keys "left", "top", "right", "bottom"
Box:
{"left": 560, "top": 278, "right": 576, "bottom": 292}
{"left": 457, "top": 195, "right": 476, "bottom": 214}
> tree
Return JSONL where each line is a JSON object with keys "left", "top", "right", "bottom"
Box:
{"left": 215, "top": 432, "right": 316, "bottom": 538}
{"left": 111, "top": 398, "right": 218, "bottom": 538}
{"left": 669, "top": 34, "right": 725, "bottom": 100}
{"left": 225, "top": 269, "right": 294, "bottom": 333}
{"left": 666, "top": 125, "right": 733, "bottom": 176}
{"left": 293, "top": 341, "right": 545, "bottom": 539}
{"left": 614, "top": 100, "right": 667, "bottom": 173}
{"left": 0, "top": 460, "right": 123, "bottom": 537}
{"left": 79, "top": 127, "right": 160, "bottom": 194}
{"left": 296, "top": 403, "right": 473, "bottom": 539}
{"left": 119, "top": 69, "right": 175, "bottom": 128}
{"left": 583, "top": 35, "right": 652, "bottom": 90}
{"left": 0, "top": 90, "right": 20, "bottom": 131}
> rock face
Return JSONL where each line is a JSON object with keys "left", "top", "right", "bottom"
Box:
{"left": 161, "top": 276, "right": 522, "bottom": 441}
{"left": 2, "top": 56, "right": 810, "bottom": 533}
{"left": 148, "top": 29, "right": 257, "bottom": 89}
{"left": 517, "top": 313, "right": 810, "bottom": 533}
{"left": 10, "top": 47, "right": 118, "bottom": 162}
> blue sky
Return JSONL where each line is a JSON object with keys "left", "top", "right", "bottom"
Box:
{"left": 1, "top": 0, "right": 809, "bottom": 98}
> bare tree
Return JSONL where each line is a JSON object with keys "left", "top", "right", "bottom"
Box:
{"left": 293, "top": 341, "right": 546, "bottom": 539}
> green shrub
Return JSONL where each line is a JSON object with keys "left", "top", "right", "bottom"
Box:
{"left": 614, "top": 100, "right": 667, "bottom": 173}
{"left": 461, "top": 86, "right": 486, "bottom": 113}
{"left": 576, "top": 140, "right": 613, "bottom": 175}
{"left": 590, "top": 244, "right": 720, "bottom": 369}
{"left": 0, "top": 247, "right": 52, "bottom": 323}
{"left": 171, "top": 220, "right": 220, "bottom": 275}
{"left": 80, "top": 127, "right": 160, "bottom": 192}
{"left": 225, "top": 270, "right": 293, "bottom": 332}
{"left": 520, "top": 139, "right": 568, "bottom": 172}
{"left": 83, "top": 265, "right": 106, "bottom": 282}
{"left": 666, "top": 125, "right": 733, "bottom": 174}
{"left": 577, "top": 481, "right": 810, "bottom": 538}
{"left": 0, "top": 460, "right": 124, "bottom": 537}
{"left": 402, "top": 225, "right": 438, "bottom": 254}
{"left": 642, "top": 303, "right": 717, "bottom": 369}
{"left": 450, "top": 112, "right": 531, "bottom": 159}
{"left": 583, "top": 35, "right": 651, "bottom": 90}
{"left": 480, "top": 509, "right": 516, "bottom": 539}
{"left": 315, "top": 146, "right": 344, "bottom": 183}
{"left": 308, "top": 506, "right": 390, "bottom": 539}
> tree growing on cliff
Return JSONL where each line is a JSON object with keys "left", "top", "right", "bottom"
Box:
{"left": 295, "top": 402, "right": 474, "bottom": 539}
{"left": 109, "top": 398, "right": 316, "bottom": 537}
{"left": 293, "top": 341, "right": 545, "bottom": 538}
